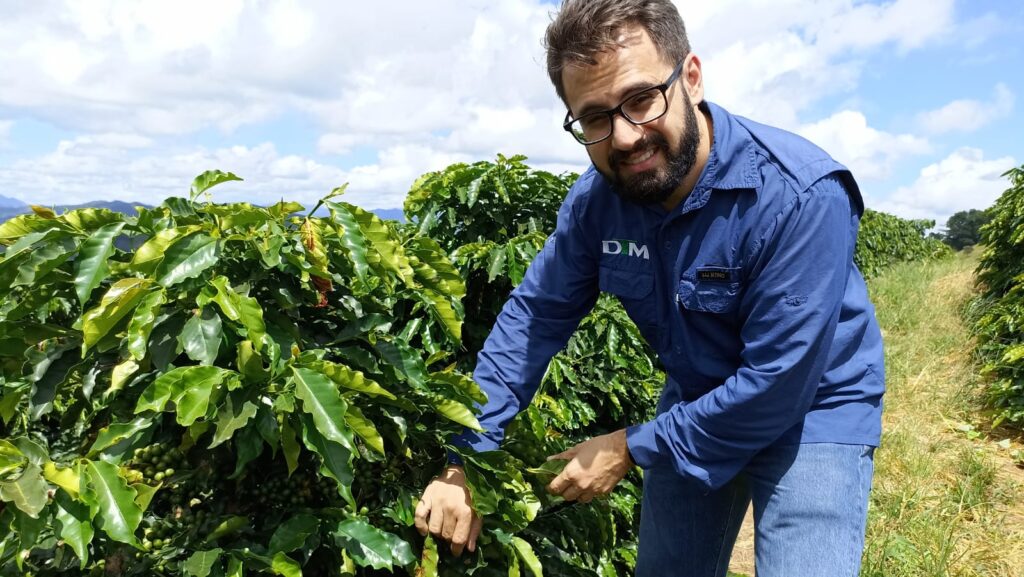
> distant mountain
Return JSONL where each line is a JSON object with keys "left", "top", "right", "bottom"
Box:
{"left": 0, "top": 195, "right": 26, "bottom": 210}
{"left": 0, "top": 200, "right": 150, "bottom": 224}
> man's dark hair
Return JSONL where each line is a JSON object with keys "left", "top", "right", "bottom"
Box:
{"left": 544, "top": 0, "right": 691, "bottom": 105}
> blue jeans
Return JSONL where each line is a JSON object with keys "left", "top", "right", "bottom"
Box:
{"left": 635, "top": 443, "right": 875, "bottom": 577}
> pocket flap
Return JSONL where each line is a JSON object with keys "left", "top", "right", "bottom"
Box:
{"left": 599, "top": 266, "right": 654, "bottom": 300}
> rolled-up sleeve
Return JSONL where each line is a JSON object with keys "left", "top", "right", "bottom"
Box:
{"left": 626, "top": 175, "right": 856, "bottom": 489}
{"left": 452, "top": 192, "right": 600, "bottom": 454}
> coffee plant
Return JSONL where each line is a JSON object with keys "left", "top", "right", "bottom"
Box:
{"left": 0, "top": 172, "right": 546, "bottom": 576}
{"left": 854, "top": 209, "right": 953, "bottom": 279}
{"left": 0, "top": 155, "right": 959, "bottom": 577}
{"left": 971, "top": 164, "right": 1024, "bottom": 427}
{"left": 406, "top": 155, "right": 660, "bottom": 575}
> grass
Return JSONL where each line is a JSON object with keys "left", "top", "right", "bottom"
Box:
{"left": 859, "top": 252, "right": 1024, "bottom": 576}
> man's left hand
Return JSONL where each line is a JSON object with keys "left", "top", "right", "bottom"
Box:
{"left": 546, "top": 429, "right": 634, "bottom": 503}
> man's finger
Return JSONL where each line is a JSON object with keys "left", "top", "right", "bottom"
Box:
{"left": 547, "top": 470, "right": 570, "bottom": 495}
{"left": 468, "top": 515, "right": 483, "bottom": 553}
{"left": 414, "top": 497, "right": 431, "bottom": 536}
{"left": 450, "top": 510, "right": 473, "bottom": 556}
{"left": 547, "top": 445, "right": 578, "bottom": 461}
{"left": 562, "top": 485, "right": 582, "bottom": 502}
{"left": 427, "top": 504, "right": 445, "bottom": 537}
{"left": 440, "top": 507, "right": 458, "bottom": 541}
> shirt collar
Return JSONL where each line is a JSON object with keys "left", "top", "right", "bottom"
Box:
{"left": 699, "top": 101, "right": 759, "bottom": 191}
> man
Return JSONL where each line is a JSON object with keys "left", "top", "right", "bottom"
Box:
{"left": 414, "top": 1, "right": 884, "bottom": 575}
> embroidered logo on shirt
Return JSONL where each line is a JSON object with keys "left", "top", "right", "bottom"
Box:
{"left": 602, "top": 240, "right": 649, "bottom": 260}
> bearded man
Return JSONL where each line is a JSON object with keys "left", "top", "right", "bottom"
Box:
{"left": 416, "top": 1, "right": 885, "bottom": 575}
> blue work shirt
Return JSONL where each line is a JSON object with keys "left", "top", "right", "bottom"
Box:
{"left": 454, "top": 102, "right": 885, "bottom": 491}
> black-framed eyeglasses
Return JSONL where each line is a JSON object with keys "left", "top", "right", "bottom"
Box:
{"left": 563, "top": 61, "right": 684, "bottom": 145}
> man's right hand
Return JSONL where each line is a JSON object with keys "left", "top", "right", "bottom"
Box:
{"left": 414, "top": 465, "right": 482, "bottom": 556}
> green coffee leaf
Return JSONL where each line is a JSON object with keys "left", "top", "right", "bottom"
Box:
{"left": 84, "top": 460, "right": 142, "bottom": 546}
{"left": 0, "top": 462, "right": 48, "bottom": 517}
{"left": 344, "top": 405, "right": 385, "bottom": 455}
{"left": 180, "top": 307, "right": 224, "bottom": 365}
{"left": 73, "top": 221, "right": 126, "bottom": 305}
{"left": 269, "top": 513, "right": 318, "bottom": 554}
{"left": 155, "top": 232, "right": 220, "bottom": 287}
{"left": 334, "top": 518, "right": 394, "bottom": 570}
{"left": 184, "top": 548, "right": 224, "bottom": 577}
{"left": 209, "top": 393, "right": 259, "bottom": 448}
{"left": 292, "top": 366, "right": 354, "bottom": 451}
{"left": 190, "top": 169, "right": 243, "bottom": 200}
{"left": 81, "top": 278, "right": 155, "bottom": 350}
{"left": 54, "top": 491, "right": 94, "bottom": 569}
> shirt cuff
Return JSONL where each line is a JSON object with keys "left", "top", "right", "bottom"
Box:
{"left": 625, "top": 421, "right": 662, "bottom": 470}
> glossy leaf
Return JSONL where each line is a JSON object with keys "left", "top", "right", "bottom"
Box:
{"left": 310, "top": 360, "right": 396, "bottom": 399}
{"left": 84, "top": 460, "right": 142, "bottom": 546}
{"left": 54, "top": 491, "right": 94, "bottom": 568}
{"left": 184, "top": 548, "right": 224, "bottom": 577}
{"left": 373, "top": 338, "right": 427, "bottom": 389}
{"left": 190, "top": 169, "right": 243, "bottom": 200}
{"left": 270, "top": 552, "right": 302, "bottom": 577}
{"left": 62, "top": 207, "right": 125, "bottom": 232}
{"left": 511, "top": 536, "right": 543, "bottom": 577}
{"left": 299, "top": 413, "right": 354, "bottom": 507}
{"left": 416, "top": 535, "right": 439, "bottom": 577}
{"left": 73, "top": 221, "right": 126, "bottom": 305}
{"left": 207, "top": 276, "right": 269, "bottom": 351}
{"left": 430, "top": 398, "right": 483, "bottom": 431}
{"left": 155, "top": 232, "right": 220, "bottom": 287}
{"left": 346, "top": 204, "right": 414, "bottom": 283}
{"left": 126, "top": 289, "right": 167, "bottom": 360}
{"left": 181, "top": 307, "right": 224, "bottom": 365}
{"left": 89, "top": 416, "right": 152, "bottom": 455}
{"left": 135, "top": 366, "right": 234, "bottom": 424}
{"left": 0, "top": 462, "right": 48, "bottom": 517}
{"left": 209, "top": 393, "right": 259, "bottom": 448}
{"left": 12, "top": 236, "right": 74, "bottom": 288}
{"left": 292, "top": 366, "right": 354, "bottom": 451}
{"left": 326, "top": 201, "right": 370, "bottom": 283}
{"left": 334, "top": 518, "right": 395, "bottom": 570}
{"left": 130, "top": 225, "right": 202, "bottom": 274}
{"left": 344, "top": 405, "right": 385, "bottom": 455}
{"left": 81, "top": 278, "right": 155, "bottom": 350}
{"left": 269, "top": 513, "right": 319, "bottom": 554}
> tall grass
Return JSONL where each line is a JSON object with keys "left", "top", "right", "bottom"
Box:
{"left": 861, "top": 254, "right": 1024, "bottom": 576}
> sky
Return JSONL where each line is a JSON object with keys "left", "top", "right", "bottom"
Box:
{"left": 0, "top": 0, "right": 1021, "bottom": 228}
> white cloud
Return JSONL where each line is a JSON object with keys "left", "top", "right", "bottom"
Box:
{"left": 870, "top": 148, "right": 1017, "bottom": 225}
{"left": 0, "top": 137, "right": 480, "bottom": 210}
{"left": 0, "top": 120, "right": 12, "bottom": 147}
{"left": 798, "top": 111, "right": 930, "bottom": 181}
{"left": 917, "top": 84, "right": 1015, "bottom": 134}
{"left": 0, "top": 0, "right": 993, "bottom": 208}
{"left": 690, "top": 0, "right": 955, "bottom": 128}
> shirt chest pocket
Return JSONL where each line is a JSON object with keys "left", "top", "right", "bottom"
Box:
{"left": 677, "top": 276, "right": 743, "bottom": 315}
{"left": 598, "top": 266, "right": 665, "bottom": 351}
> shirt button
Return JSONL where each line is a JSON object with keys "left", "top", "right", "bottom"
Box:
{"left": 663, "top": 241, "right": 671, "bottom": 250}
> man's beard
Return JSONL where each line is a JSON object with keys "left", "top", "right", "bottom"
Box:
{"left": 601, "top": 95, "right": 701, "bottom": 205}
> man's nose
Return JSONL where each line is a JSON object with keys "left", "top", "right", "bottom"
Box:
{"left": 609, "top": 114, "right": 645, "bottom": 151}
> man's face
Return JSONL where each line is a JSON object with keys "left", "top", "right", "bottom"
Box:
{"left": 562, "top": 26, "right": 700, "bottom": 205}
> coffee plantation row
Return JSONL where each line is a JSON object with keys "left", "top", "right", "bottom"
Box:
{"left": 0, "top": 156, "right": 948, "bottom": 576}
{"left": 972, "top": 164, "right": 1024, "bottom": 428}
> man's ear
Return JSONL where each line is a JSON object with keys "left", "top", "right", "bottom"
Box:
{"left": 683, "top": 53, "right": 704, "bottom": 105}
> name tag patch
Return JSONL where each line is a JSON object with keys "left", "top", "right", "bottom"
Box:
{"left": 696, "top": 266, "right": 740, "bottom": 282}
